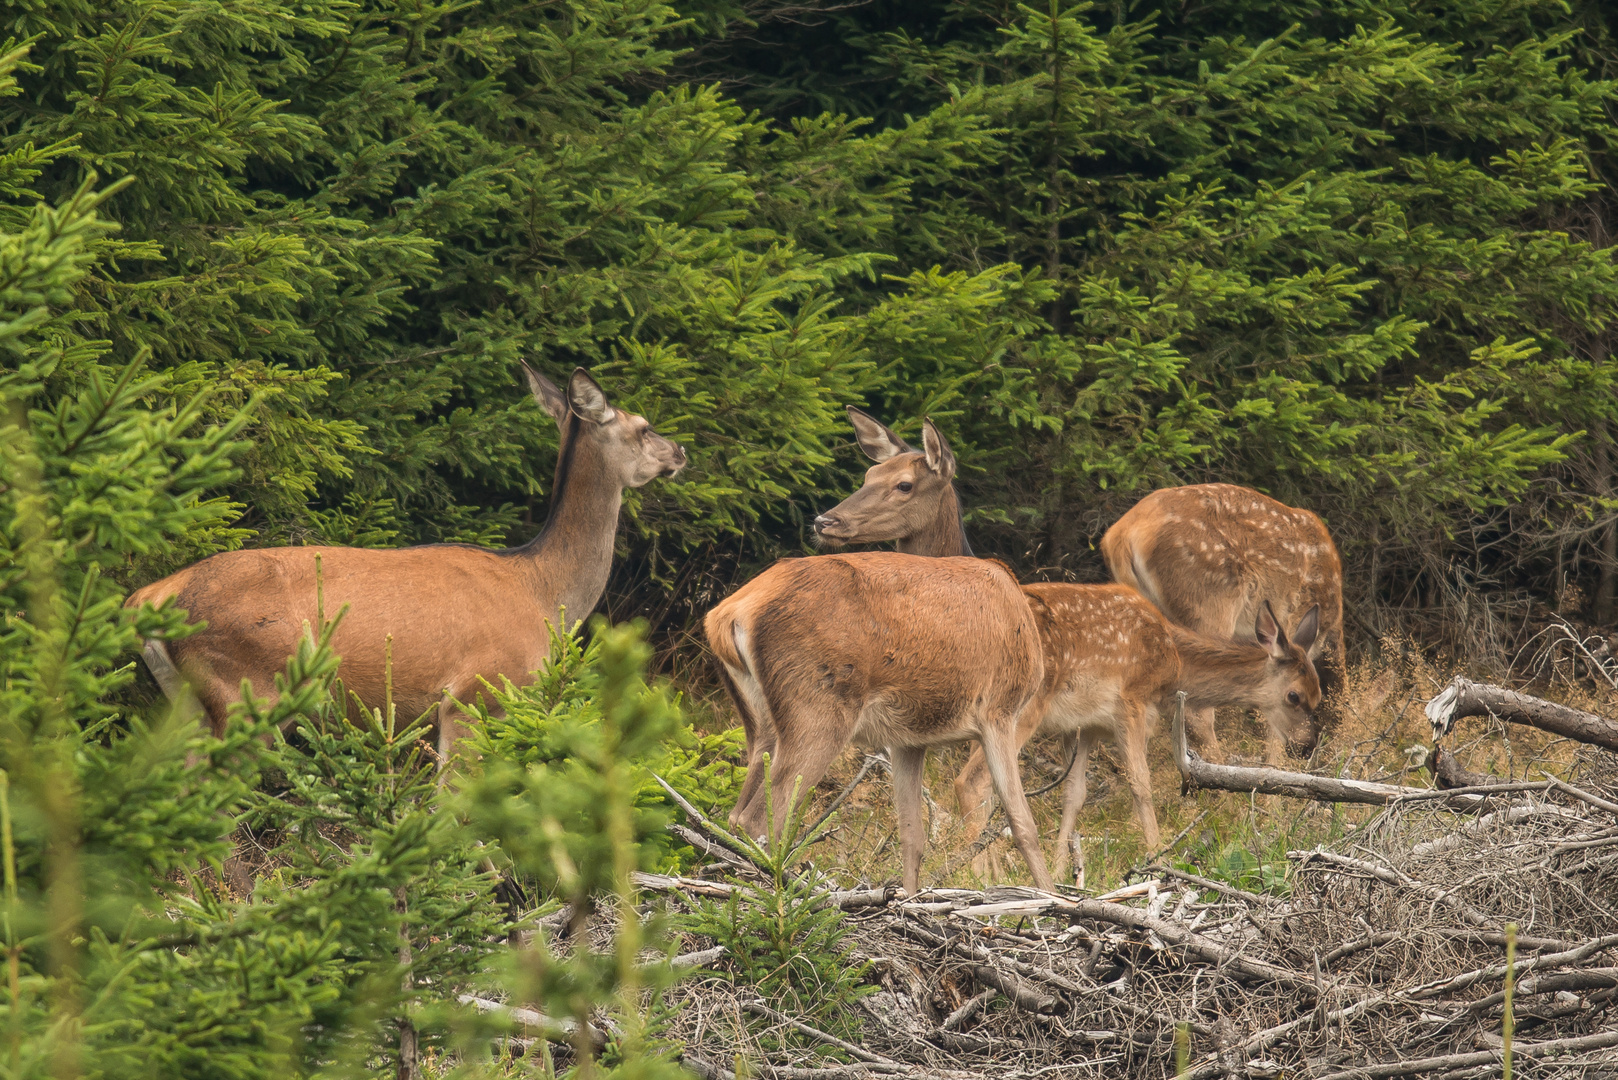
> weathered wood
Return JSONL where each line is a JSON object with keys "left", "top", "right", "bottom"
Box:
{"left": 1429, "top": 744, "right": 1506, "bottom": 789}
{"left": 1424, "top": 675, "right": 1618, "bottom": 751}
{"left": 1309, "top": 1029, "right": 1618, "bottom": 1080}
{"left": 742, "top": 1000, "right": 900, "bottom": 1065}
{"left": 891, "top": 918, "right": 1062, "bottom": 1011}
{"left": 1168, "top": 693, "right": 1446, "bottom": 806}
{"left": 1290, "top": 849, "right": 1497, "bottom": 929}
{"left": 458, "top": 994, "right": 607, "bottom": 1050}
{"left": 1058, "top": 897, "right": 1318, "bottom": 995}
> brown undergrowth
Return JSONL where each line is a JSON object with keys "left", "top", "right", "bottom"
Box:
{"left": 608, "top": 647, "right": 1618, "bottom": 1079}
{"left": 772, "top": 642, "right": 1603, "bottom": 897}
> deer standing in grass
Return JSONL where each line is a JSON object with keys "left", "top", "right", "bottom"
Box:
{"left": 1102, "top": 483, "right": 1342, "bottom": 764}
{"left": 815, "top": 409, "right": 1321, "bottom": 879}
{"left": 125, "top": 366, "right": 686, "bottom": 760}
{"left": 705, "top": 419, "right": 1055, "bottom": 893}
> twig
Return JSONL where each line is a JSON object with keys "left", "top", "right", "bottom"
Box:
{"left": 671, "top": 945, "right": 728, "bottom": 969}
{"left": 651, "top": 773, "right": 760, "bottom": 862}
{"left": 1124, "top": 810, "right": 1210, "bottom": 879}
{"left": 1146, "top": 864, "right": 1276, "bottom": 908}
{"left": 1542, "top": 774, "right": 1618, "bottom": 816}
{"left": 1310, "top": 1030, "right": 1618, "bottom": 1080}
{"left": 672, "top": 822, "right": 761, "bottom": 874}
{"left": 1290, "top": 849, "right": 1498, "bottom": 929}
{"left": 1057, "top": 897, "right": 1318, "bottom": 995}
{"left": 802, "top": 754, "right": 884, "bottom": 841}
{"left": 940, "top": 987, "right": 996, "bottom": 1031}
{"left": 742, "top": 1000, "right": 900, "bottom": 1065}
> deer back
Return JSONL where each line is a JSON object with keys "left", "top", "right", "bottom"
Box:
{"left": 707, "top": 552, "right": 1041, "bottom": 745}
{"left": 1102, "top": 483, "right": 1342, "bottom": 653}
{"left": 1021, "top": 583, "right": 1181, "bottom": 727}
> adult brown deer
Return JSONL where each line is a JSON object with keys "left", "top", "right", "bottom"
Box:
{"left": 813, "top": 410, "right": 1321, "bottom": 877}
{"left": 706, "top": 424, "right": 1055, "bottom": 893}
{"left": 1102, "top": 483, "right": 1342, "bottom": 763}
{"left": 126, "top": 366, "right": 686, "bottom": 760}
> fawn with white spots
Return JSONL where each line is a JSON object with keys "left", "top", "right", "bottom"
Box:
{"left": 1102, "top": 483, "right": 1343, "bottom": 764}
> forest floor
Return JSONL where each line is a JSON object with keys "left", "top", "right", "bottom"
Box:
{"left": 646, "top": 640, "right": 1618, "bottom": 1080}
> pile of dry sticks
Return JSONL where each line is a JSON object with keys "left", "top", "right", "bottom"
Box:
{"left": 482, "top": 683, "right": 1618, "bottom": 1079}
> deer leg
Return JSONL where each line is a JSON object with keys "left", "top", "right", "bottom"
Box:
{"left": 1052, "top": 731, "right": 1091, "bottom": 883}
{"left": 436, "top": 697, "right": 473, "bottom": 769}
{"left": 735, "top": 715, "right": 846, "bottom": 844}
{"left": 729, "top": 723, "right": 777, "bottom": 831}
{"left": 978, "top": 724, "right": 1054, "bottom": 893}
{"left": 952, "top": 745, "right": 993, "bottom": 838}
{"left": 717, "top": 665, "right": 774, "bottom": 830}
{"left": 1118, "top": 705, "right": 1161, "bottom": 851}
{"left": 1187, "top": 706, "right": 1222, "bottom": 763}
{"left": 889, "top": 744, "right": 929, "bottom": 894}
{"left": 953, "top": 745, "right": 1001, "bottom": 882}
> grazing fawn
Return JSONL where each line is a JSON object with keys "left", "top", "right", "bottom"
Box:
{"left": 1102, "top": 482, "right": 1342, "bottom": 763}
{"left": 706, "top": 419, "right": 1055, "bottom": 893}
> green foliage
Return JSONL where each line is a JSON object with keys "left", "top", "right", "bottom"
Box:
{"left": 681, "top": 775, "right": 874, "bottom": 1043}
{"left": 657, "top": 0, "right": 1618, "bottom": 640}
{"left": 460, "top": 620, "right": 696, "bottom": 1080}
{"left": 467, "top": 620, "right": 746, "bottom": 873}
{"left": 0, "top": 93, "right": 691, "bottom": 1070}
{"left": 7, "top": 0, "right": 1613, "bottom": 638}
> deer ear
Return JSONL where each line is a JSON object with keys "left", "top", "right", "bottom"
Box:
{"left": 525, "top": 363, "right": 570, "bottom": 426}
{"left": 1290, "top": 605, "right": 1321, "bottom": 652}
{"left": 847, "top": 406, "right": 910, "bottom": 462}
{"left": 1255, "top": 600, "right": 1290, "bottom": 659}
{"left": 921, "top": 418, "right": 957, "bottom": 480}
{"left": 568, "top": 367, "right": 616, "bottom": 424}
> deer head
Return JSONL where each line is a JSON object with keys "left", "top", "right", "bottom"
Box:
{"left": 526, "top": 365, "right": 686, "bottom": 486}
{"left": 813, "top": 407, "right": 963, "bottom": 552}
{"left": 1254, "top": 600, "right": 1324, "bottom": 757}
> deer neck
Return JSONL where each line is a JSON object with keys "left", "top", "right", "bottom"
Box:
{"left": 1167, "top": 624, "right": 1272, "bottom": 711}
{"left": 515, "top": 416, "right": 624, "bottom": 627}
{"left": 895, "top": 485, "right": 973, "bottom": 558}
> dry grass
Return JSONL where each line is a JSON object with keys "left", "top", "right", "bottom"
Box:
{"left": 783, "top": 642, "right": 1607, "bottom": 897}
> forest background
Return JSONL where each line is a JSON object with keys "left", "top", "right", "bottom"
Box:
{"left": 4, "top": 0, "right": 1618, "bottom": 1075}
{"left": 20, "top": 0, "right": 1618, "bottom": 666}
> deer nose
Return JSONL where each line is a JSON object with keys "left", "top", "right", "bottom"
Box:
{"left": 813, "top": 514, "right": 840, "bottom": 534}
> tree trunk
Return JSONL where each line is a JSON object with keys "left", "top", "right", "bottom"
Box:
{"left": 1594, "top": 426, "right": 1616, "bottom": 626}
{"left": 397, "top": 886, "right": 418, "bottom": 1080}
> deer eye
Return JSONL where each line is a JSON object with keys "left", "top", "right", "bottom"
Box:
{"left": 897, "top": 481, "right": 913, "bottom": 493}
{"left": 1286, "top": 691, "right": 1302, "bottom": 707}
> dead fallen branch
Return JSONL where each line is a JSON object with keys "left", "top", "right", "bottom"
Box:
{"left": 652, "top": 740, "right": 1618, "bottom": 1080}
{"left": 1310, "top": 1029, "right": 1618, "bottom": 1080}
{"left": 742, "top": 1000, "right": 900, "bottom": 1066}
{"left": 1290, "top": 848, "right": 1498, "bottom": 928}
{"left": 459, "top": 994, "right": 607, "bottom": 1050}
{"left": 1424, "top": 676, "right": 1618, "bottom": 751}
{"left": 1168, "top": 693, "right": 1476, "bottom": 807}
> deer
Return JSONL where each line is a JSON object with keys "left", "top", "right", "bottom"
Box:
{"left": 705, "top": 422, "right": 1055, "bottom": 894}
{"left": 812, "top": 409, "right": 1321, "bottom": 879}
{"left": 125, "top": 366, "right": 687, "bottom": 762}
{"left": 954, "top": 585, "right": 1319, "bottom": 879}
{"left": 1101, "top": 482, "right": 1343, "bottom": 764}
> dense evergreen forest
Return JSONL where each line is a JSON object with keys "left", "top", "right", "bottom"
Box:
{"left": 4, "top": 0, "right": 1618, "bottom": 1074}
{"left": 12, "top": 0, "right": 1618, "bottom": 655}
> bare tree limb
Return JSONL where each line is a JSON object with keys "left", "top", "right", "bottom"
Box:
{"left": 1425, "top": 676, "right": 1618, "bottom": 751}
{"left": 1309, "top": 1029, "right": 1618, "bottom": 1080}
